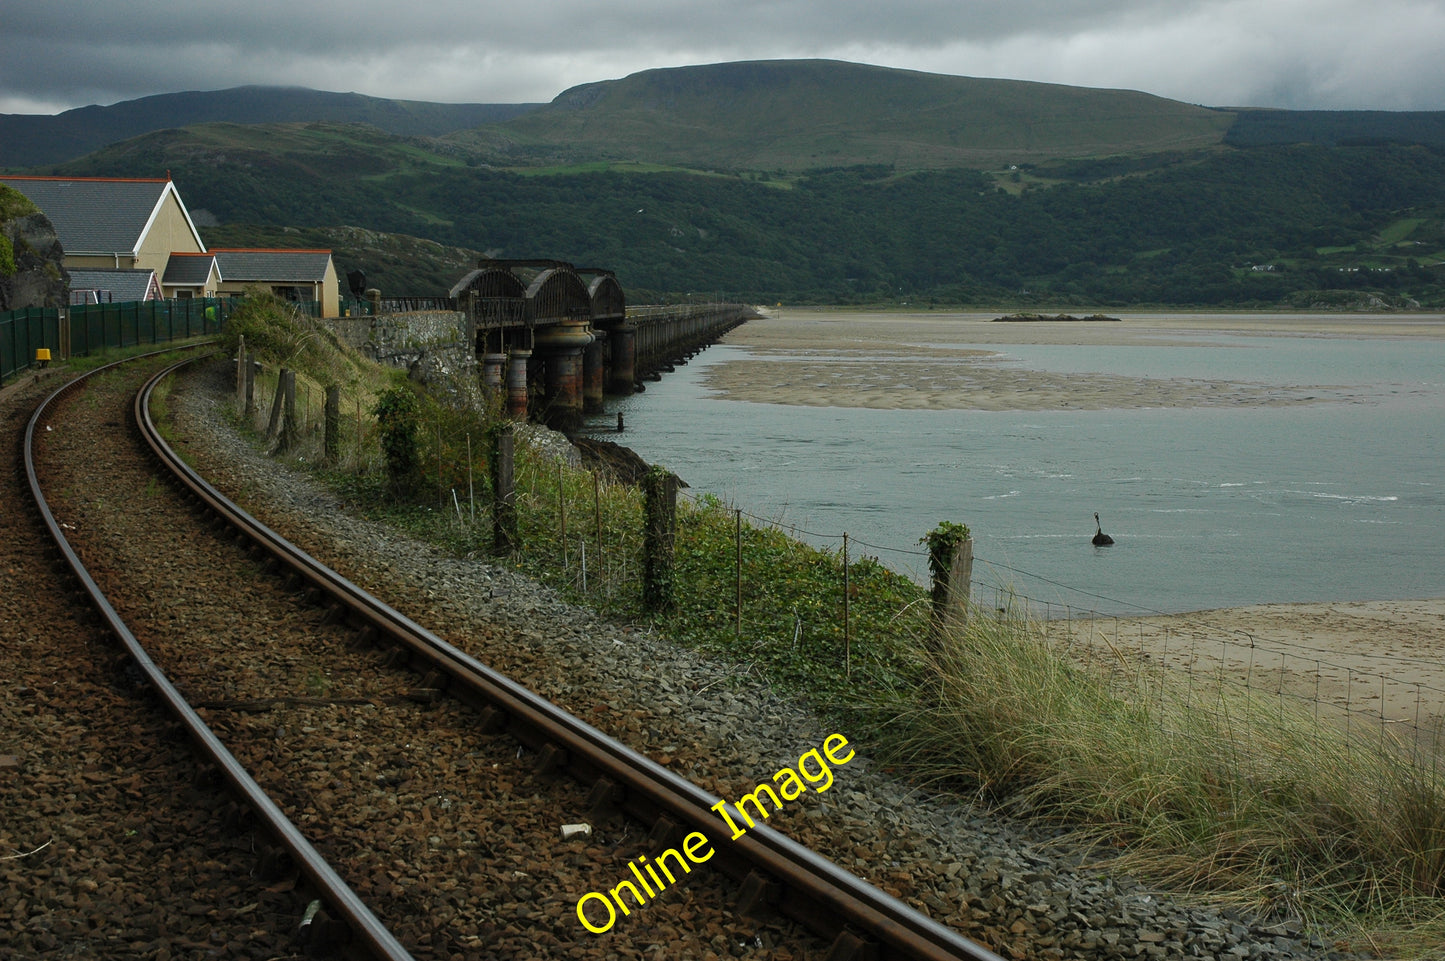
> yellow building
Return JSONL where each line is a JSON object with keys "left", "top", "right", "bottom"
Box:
{"left": 0, "top": 175, "right": 340, "bottom": 316}
{"left": 212, "top": 248, "right": 341, "bottom": 318}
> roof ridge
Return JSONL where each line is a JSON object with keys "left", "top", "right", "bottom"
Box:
{"left": 211, "top": 247, "right": 333, "bottom": 253}
{"left": 0, "top": 174, "right": 170, "bottom": 183}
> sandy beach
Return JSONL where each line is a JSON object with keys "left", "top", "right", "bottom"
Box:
{"left": 1060, "top": 599, "right": 1445, "bottom": 745}
{"left": 715, "top": 309, "right": 1445, "bottom": 740}
{"left": 707, "top": 308, "right": 1445, "bottom": 411}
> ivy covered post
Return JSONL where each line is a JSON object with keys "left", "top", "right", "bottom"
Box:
{"left": 921, "top": 521, "right": 973, "bottom": 649}
{"left": 490, "top": 423, "right": 517, "bottom": 553}
{"left": 643, "top": 466, "right": 679, "bottom": 612}
{"left": 374, "top": 384, "right": 421, "bottom": 496}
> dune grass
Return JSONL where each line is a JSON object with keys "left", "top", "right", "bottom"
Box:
{"left": 875, "top": 604, "right": 1445, "bottom": 957}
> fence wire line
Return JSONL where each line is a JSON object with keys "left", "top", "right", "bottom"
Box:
{"left": 256, "top": 392, "right": 1444, "bottom": 750}
{"left": 665, "top": 489, "right": 1445, "bottom": 752}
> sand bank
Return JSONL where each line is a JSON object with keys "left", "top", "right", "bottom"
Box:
{"left": 706, "top": 309, "right": 1445, "bottom": 411}
{"left": 1072, "top": 598, "right": 1445, "bottom": 743}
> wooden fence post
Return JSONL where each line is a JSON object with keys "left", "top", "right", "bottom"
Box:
{"left": 643, "top": 468, "right": 679, "bottom": 612}
{"left": 274, "top": 369, "right": 298, "bottom": 454}
{"left": 265, "top": 368, "right": 287, "bottom": 439}
{"left": 324, "top": 386, "right": 340, "bottom": 464}
{"left": 925, "top": 523, "right": 973, "bottom": 650}
{"left": 235, "top": 334, "right": 246, "bottom": 401}
{"left": 843, "top": 531, "right": 851, "bottom": 678}
{"left": 735, "top": 508, "right": 743, "bottom": 641}
{"left": 491, "top": 425, "right": 516, "bottom": 553}
{"left": 244, "top": 353, "right": 256, "bottom": 418}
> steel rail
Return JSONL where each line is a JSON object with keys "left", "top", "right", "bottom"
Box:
{"left": 23, "top": 350, "right": 415, "bottom": 961}
{"left": 135, "top": 355, "right": 1008, "bottom": 961}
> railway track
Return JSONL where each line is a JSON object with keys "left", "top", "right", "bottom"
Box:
{"left": 16, "top": 349, "right": 1008, "bottom": 960}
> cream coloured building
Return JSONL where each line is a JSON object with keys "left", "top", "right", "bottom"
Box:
{"left": 0, "top": 175, "right": 340, "bottom": 315}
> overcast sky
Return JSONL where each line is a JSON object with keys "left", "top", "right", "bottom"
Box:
{"left": 3, "top": 0, "right": 1443, "bottom": 115}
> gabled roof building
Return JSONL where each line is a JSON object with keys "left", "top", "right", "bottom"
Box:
{"left": 0, "top": 175, "right": 339, "bottom": 316}
{"left": 161, "top": 252, "right": 221, "bottom": 299}
{"left": 211, "top": 248, "right": 339, "bottom": 317}
{"left": 67, "top": 268, "right": 162, "bottom": 305}
{"left": 0, "top": 175, "right": 205, "bottom": 276}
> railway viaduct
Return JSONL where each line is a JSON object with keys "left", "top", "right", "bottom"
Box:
{"left": 447, "top": 259, "right": 752, "bottom": 429}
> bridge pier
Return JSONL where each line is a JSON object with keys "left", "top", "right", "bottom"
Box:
{"left": 583, "top": 331, "right": 607, "bottom": 412}
{"left": 506, "top": 350, "right": 531, "bottom": 420}
{"left": 607, "top": 323, "right": 637, "bottom": 395}
{"left": 535, "top": 319, "right": 595, "bottom": 430}
{"left": 482, "top": 353, "right": 507, "bottom": 392}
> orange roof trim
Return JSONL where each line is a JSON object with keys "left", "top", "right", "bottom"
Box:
{"left": 0, "top": 174, "right": 171, "bottom": 183}
{"left": 209, "top": 247, "right": 334, "bottom": 254}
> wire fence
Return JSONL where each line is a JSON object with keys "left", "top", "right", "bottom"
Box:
{"left": 231, "top": 364, "right": 1445, "bottom": 765}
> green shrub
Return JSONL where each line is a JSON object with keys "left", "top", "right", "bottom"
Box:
{"left": 374, "top": 385, "right": 422, "bottom": 494}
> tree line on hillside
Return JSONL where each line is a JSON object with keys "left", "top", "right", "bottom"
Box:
{"left": 60, "top": 141, "right": 1445, "bottom": 307}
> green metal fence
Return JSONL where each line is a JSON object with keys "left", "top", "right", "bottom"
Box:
{"left": 0, "top": 307, "right": 60, "bottom": 385}
{"left": 1, "top": 298, "right": 233, "bottom": 385}
{"left": 67, "top": 297, "right": 231, "bottom": 356}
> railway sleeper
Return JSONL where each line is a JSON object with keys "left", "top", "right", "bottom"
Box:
{"left": 648, "top": 814, "right": 685, "bottom": 849}
{"left": 824, "top": 929, "right": 879, "bottom": 961}
{"left": 296, "top": 901, "right": 353, "bottom": 955}
{"left": 258, "top": 845, "right": 296, "bottom": 880}
{"left": 532, "top": 741, "right": 567, "bottom": 777}
{"left": 475, "top": 703, "right": 509, "bottom": 734}
{"left": 586, "top": 776, "right": 624, "bottom": 820}
{"left": 736, "top": 869, "right": 783, "bottom": 917}
{"left": 349, "top": 624, "right": 378, "bottom": 651}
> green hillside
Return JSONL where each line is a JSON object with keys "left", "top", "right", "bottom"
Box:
{"left": 454, "top": 60, "right": 1236, "bottom": 172}
{"left": 17, "top": 61, "right": 1445, "bottom": 308}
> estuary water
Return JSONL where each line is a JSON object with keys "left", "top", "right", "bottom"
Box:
{"left": 582, "top": 312, "right": 1445, "bottom": 616}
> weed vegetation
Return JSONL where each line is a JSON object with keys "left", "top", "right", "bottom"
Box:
{"left": 208, "top": 298, "right": 1444, "bottom": 957}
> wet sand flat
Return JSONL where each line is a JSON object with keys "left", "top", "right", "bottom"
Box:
{"left": 706, "top": 309, "right": 1445, "bottom": 411}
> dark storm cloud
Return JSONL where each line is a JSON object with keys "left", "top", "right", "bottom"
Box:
{"left": 1, "top": 0, "right": 1441, "bottom": 114}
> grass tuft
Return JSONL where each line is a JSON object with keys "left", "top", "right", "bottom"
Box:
{"left": 874, "top": 603, "right": 1445, "bottom": 955}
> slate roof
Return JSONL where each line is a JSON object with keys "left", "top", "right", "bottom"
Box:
{"left": 212, "top": 249, "right": 333, "bottom": 283}
{"left": 0, "top": 176, "right": 202, "bottom": 256}
{"left": 67, "top": 269, "right": 161, "bottom": 303}
{"left": 163, "top": 253, "right": 218, "bottom": 286}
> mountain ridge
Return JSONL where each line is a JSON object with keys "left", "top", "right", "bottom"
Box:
{"left": 7, "top": 61, "right": 1445, "bottom": 173}
{"left": 0, "top": 86, "right": 540, "bottom": 168}
{"left": 454, "top": 59, "right": 1238, "bottom": 171}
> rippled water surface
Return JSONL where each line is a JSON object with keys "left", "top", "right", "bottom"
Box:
{"left": 583, "top": 317, "right": 1444, "bottom": 615}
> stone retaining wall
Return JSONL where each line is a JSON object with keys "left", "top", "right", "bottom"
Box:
{"left": 322, "top": 310, "right": 482, "bottom": 407}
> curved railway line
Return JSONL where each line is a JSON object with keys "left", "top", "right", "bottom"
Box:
{"left": 13, "top": 349, "right": 1008, "bottom": 959}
